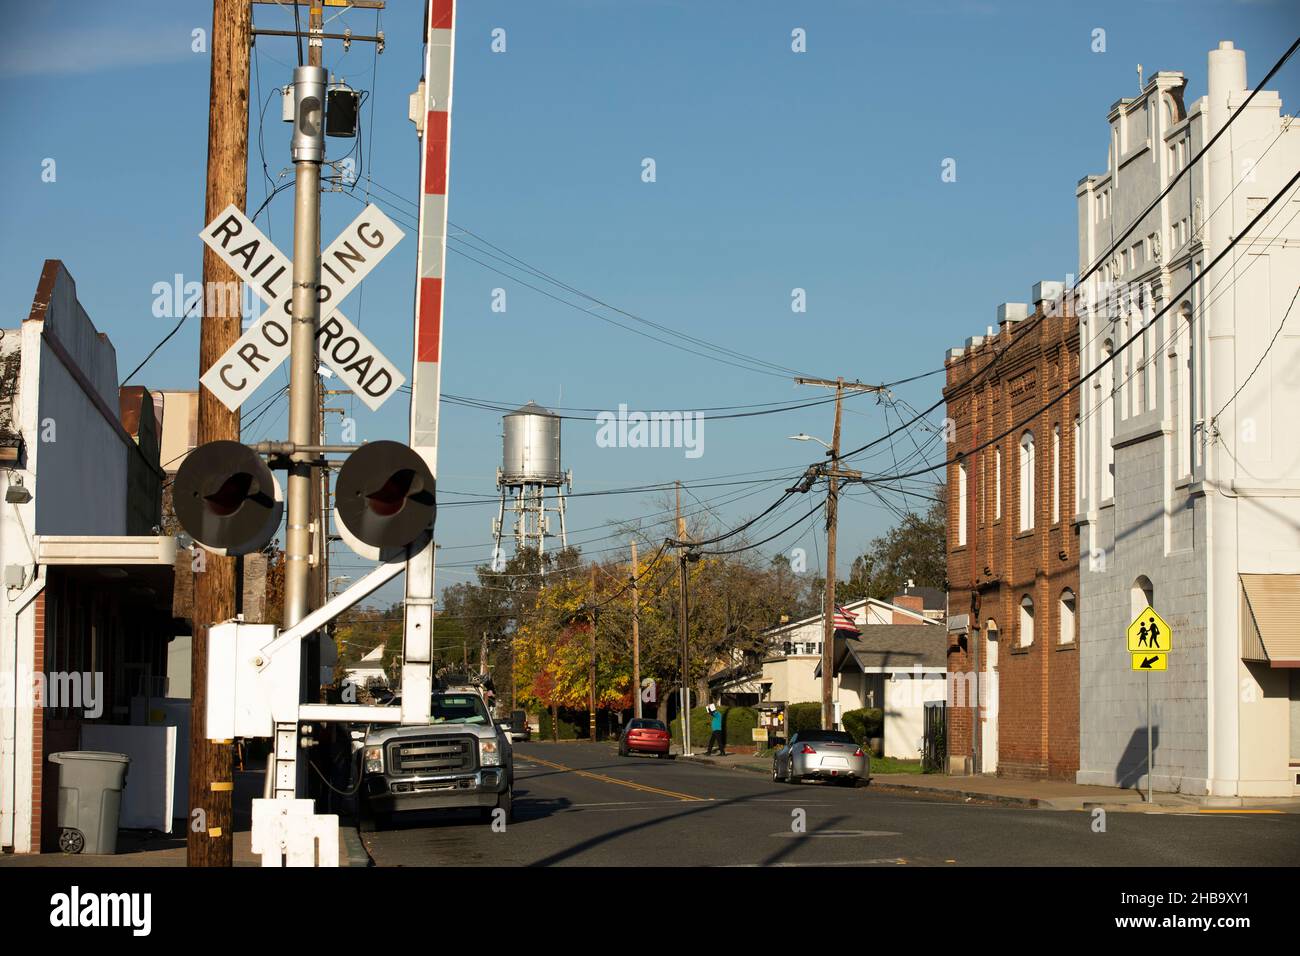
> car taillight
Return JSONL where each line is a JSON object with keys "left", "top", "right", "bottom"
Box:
{"left": 800, "top": 744, "right": 817, "bottom": 754}
{"left": 853, "top": 748, "right": 864, "bottom": 757}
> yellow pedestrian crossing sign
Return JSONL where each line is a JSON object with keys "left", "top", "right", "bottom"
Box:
{"left": 1131, "top": 652, "right": 1167, "bottom": 671}
{"left": 1127, "top": 606, "right": 1172, "bottom": 653}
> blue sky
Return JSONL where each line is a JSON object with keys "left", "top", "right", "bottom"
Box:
{"left": 1, "top": 0, "right": 1296, "bottom": 603}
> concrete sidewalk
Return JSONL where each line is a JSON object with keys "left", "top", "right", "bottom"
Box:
{"left": 682, "top": 749, "right": 1300, "bottom": 813}
{"left": 0, "top": 765, "right": 369, "bottom": 867}
{"left": 0, "top": 826, "right": 367, "bottom": 867}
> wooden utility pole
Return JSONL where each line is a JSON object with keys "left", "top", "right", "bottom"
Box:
{"left": 189, "top": 0, "right": 251, "bottom": 868}
{"left": 674, "top": 482, "right": 692, "bottom": 755}
{"left": 822, "top": 383, "right": 844, "bottom": 732}
{"left": 794, "top": 377, "right": 877, "bottom": 730}
{"left": 588, "top": 565, "right": 598, "bottom": 742}
{"left": 308, "top": 1, "right": 323, "bottom": 67}
{"left": 631, "top": 539, "right": 641, "bottom": 719}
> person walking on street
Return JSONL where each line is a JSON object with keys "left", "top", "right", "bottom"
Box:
{"left": 705, "top": 703, "right": 727, "bottom": 756}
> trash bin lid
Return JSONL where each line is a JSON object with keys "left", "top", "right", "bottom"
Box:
{"left": 48, "top": 751, "right": 131, "bottom": 765}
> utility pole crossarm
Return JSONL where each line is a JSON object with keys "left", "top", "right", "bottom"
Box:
{"left": 794, "top": 376, "right": 885, "bottom": 395}
{"left": 251, "top": 1, "right": 385, "bottom": 8}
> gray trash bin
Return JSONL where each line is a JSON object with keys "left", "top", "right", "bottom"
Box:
{"left": 48, "top": 751, "right": 130, "bottom": 855}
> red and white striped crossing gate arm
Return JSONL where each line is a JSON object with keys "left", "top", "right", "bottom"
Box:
{"left": 401, "top": 0, "right": 456, "bottom": 724}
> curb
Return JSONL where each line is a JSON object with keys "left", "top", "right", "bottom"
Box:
{"left": 689, "top": 755, "right": 769, "bottom": 775}
{"left": 869, "top": 782, "right": 1040, "bottom": 809}
{"left": 341, "top": 824, "right": 373, "bottom": 867}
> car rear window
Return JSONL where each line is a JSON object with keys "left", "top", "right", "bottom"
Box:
{"left": 797, "top": 730, "right": 856, "bottom": 744}
{"left": 628, "top": 719, "right": 667, "bottom": 731}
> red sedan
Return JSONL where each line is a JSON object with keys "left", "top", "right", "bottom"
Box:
{"left": 618, "top": 718, "right": 673, "bottom": 758}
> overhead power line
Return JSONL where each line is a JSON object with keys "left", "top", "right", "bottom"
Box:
{"left": 862, "top": 168, "right": 1300, "bottom": 484}
{"left": 834, "top": 33, "right": 1300, "bottom": 467}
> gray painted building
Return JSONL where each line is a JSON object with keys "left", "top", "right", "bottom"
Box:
{"left": 1075, "top": 43, "right": 1300, "bottom": 797}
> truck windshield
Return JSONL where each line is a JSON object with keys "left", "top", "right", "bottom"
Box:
{"left": 429, "top": 694, "right": 490, "bottom": 725}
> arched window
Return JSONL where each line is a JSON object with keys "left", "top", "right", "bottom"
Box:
{"left": 1052, "top": 424, "right": 1061, "bottom": 524}
{"left": 1073, "top": 415, "right": 1081, "bottom": 513}
{"left": 980, "top": 451, "right": 987, "bottom": 526}
{"left": 1184, "top": 306, "right": 1196, "bottom": 474}
{"left": 957, "top": 459, "right": 968, "bottom": 547}
{"left": 994, "top": 447, "right": 1002, "bottom": 520}
{"left": 1019, "top": 431, "right": 1036, "bottom": 531}
{"left": 1101, "top": 339, "right": 1115, "bottom": 499}
{"left": 1132, "top": 576, "right": 1154, "bottom": 619}
{"left": 1019, "top": 595, "right": 1035, "bottom": 647}
{"left": 1119, "top": 312, "right": 1131, "bottom": 419}
{"left": 1059, "top": 589, "right": 1076, "bottom": 644}
{"left": 1135, "top": 312, "right": 1148, "bottom": 415}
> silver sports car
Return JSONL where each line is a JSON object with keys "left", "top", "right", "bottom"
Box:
{"left": 772, "top": 730, "right": 869, "bottom": 786}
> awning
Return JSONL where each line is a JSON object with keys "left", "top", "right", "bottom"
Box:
{"left": 1240, "top": 574, "right": 1300, "bottom": 667}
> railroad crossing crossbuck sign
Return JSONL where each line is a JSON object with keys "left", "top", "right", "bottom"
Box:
{"left": 199, "top": 203, "right": 406, "bottom": 411}
{"left": 1128, "top": 605, "right": 1173, "bottom": 671}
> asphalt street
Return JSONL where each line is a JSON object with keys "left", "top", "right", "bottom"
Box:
{"left": 359, "top": 742, "right": 1300, "bottom": 867}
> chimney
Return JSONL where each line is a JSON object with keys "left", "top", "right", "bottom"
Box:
{"left": 997, "top": 302, "right": 1031, "bottom": 332}
{"left": 1032, "top": 280, "right": 1065, "bottom": 311}
{"left": 891, "top": 594, "right": 925, "bottom": 624}
{"left": 1208, "top": 41, "right": 1247, "bottom": 106}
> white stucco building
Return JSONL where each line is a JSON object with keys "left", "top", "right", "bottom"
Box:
{"left": 1, "top": 261, "right": 176, "bottom": 853}
{"left": 1074, "top": 43, "right": 1300, "bottom": 797}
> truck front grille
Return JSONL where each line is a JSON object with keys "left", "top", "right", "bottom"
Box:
{"left": 388, "top": 736, "right": 476, "bottom": 775}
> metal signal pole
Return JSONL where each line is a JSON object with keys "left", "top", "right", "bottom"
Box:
{"left": 189, "top": 0, "right": 250, "bottom": 868}
{"left": 284, "top": 64, "right": 325, "bottom": 634}
{"left": 400, "top": 0, "right": 457, "bottom": 727}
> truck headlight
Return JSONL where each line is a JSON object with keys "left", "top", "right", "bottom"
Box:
{"left": 479, "top": 739, "right": 501, "bottom": 767}
{"left": 363, "top": 746, "right": 384, "bottom": 774}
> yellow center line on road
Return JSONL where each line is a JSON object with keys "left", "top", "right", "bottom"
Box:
{"left": 523, "top": 753, "right": 710, "bottom": 803}
{"left": 1196, "top": 809, "right": 1283, "bottom": 814}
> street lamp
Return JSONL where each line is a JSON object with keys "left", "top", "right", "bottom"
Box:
{"left": 788, "top": 433, "right": 832, "bottom": 452}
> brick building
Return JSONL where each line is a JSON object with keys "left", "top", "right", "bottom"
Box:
{"left": 943, "top": 283, "right": 1080, "bottom": 780}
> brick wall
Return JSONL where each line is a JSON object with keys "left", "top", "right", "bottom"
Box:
{"left": 30, "top": 591, "right": 44, "bottom": 851}
{"left": 944, "top": 303, "right": 1080, "bottom": 780}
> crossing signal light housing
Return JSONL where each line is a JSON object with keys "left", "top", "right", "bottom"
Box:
{"left": 174, "top": 441, "right": 283, "bottom": 556}
{"left": 336, "top": 440, "right": 435, "bottom": 559}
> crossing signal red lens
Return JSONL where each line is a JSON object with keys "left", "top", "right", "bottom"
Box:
{"left": 366, "top": 469, "right": 416, "bottom": 517}
{"left": 204, "top": 472, "right": 255, "bottom": 517}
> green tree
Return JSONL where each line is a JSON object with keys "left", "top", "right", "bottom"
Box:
{"left": 839, "top": 486, "right": 947, "bottom": 602}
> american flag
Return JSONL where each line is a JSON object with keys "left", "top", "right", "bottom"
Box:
{"left": 832, "top": 605, "right": 860, "bottom": 633}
